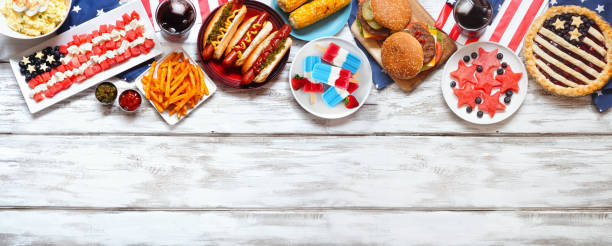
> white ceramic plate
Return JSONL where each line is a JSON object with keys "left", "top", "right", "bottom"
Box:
{"left": 9, "top": 1, "right": 162, "bottom": 114}
{"left": 441, "top": 41, "right": 528, "bottom": 124}
{"left": 0, "top": 0, "right": 71, "bottom": 39}
{"left": 290, "top": 37, "right": 372, "bottom": 119}
{"left": 135, "top": 47, "right": 217, "bottom": 125}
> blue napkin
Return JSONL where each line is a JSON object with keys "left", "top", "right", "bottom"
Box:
{"left": 347, "top": 0, "right": 393, "bottom": 90}
{"left": 58, "top": 0, "right": 154, "bottom": 82}
{"left": 550, "top": 0, "right": 612, "bottom": 112}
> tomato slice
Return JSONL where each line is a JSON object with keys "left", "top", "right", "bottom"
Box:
{"left": 435, "top": 40, "right": 442, "bottom": 65}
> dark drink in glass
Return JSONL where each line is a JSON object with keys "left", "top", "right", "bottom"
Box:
{"left": 156, "top": 0, "right": 196, "bottom": 41}
{"left": 453, "top": 0, "right": 493, "bottom": 38}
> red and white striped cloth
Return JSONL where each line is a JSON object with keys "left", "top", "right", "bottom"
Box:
{"left": 138, "top": 0, "right": 228, "bottom": 30}
{"left": 435, "top": 0, "right": 550, "bottom": 52}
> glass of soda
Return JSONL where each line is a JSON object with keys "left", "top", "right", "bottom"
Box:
{"left": 453, "top": 0, "right": 493, "bottom": 38}
{"left": 156, "top": 0, "right": 196, "bottom": 41}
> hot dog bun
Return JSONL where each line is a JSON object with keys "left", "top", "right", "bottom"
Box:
{"left": 235, "top": 21, "right": 273, "bottom": 67}
{"left": 203, "top": 4, "right": 247, "bottom": 60}
{"left": 225, "top": 16, "right": 256, "bottom": 57}
{"left": 241, "top": 30, "right": 278, "bottom": 74}
{"left": 253, "top": 37, "right": 291, "bottom": 83}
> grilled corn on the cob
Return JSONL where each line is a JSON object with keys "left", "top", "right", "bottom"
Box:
{"left": 289, "top": 0, "right": 351, "bottom": 29}
{"left": 277, "top": 0, "right": 309, "bottom": 12}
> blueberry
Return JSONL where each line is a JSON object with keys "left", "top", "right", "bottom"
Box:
{"left": 471, "top": 52, "right": 478, "bottom": 59}
{"left": 501, "top": 62, "right": 508, "bottom": 68}
{"left": 466, "top": 106, "right": 473, "bottom": 113}
{"left": 53, "top": 46, "right": 60, "bottom": 53}
{"left": 450, "top": 81, "right": 457, "bottom": 88}
{"left": 497, "top": 68, "right": 504, "bottom": 75}
{"left": 505, "top": 90, "right": 513, "bottom": 97}
{"left": 18, "top": 61, "right": 25, "bottom": 68}
{"left": 477, "top": 111, "right": 484, "bottom": 118}
{"left": 20, "top": 67, "right": 26, "bottom": 74}
{"left": 504, "top": 96, "right": 511, "bottom": 104}
{"left": 475, "top": 97, "right": 482, "bottom": 104}
{"left": 25, "top": 74, "right": 32, "bottom": 81}
{"left": 476, "top": 66, "right": 483, "bottom": 72}
{"left": 43, "top": 47, "right": 52, "bottom": 54}
{"left": 463, "top": 56, "right": 470, "bottom": 62}
{"left": 53, "top": 61, "right": 61, "bottom": 67}
{"left": 497, "top": 53, "right": 503, "bottom": 59}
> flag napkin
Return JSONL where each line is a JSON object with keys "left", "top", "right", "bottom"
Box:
{"left": 435, "top": 0, "right": 549, "bottom": 52}
{"left": 549, "top": 0, "right": 612, "bottom": 112}
{"left": 347, "top": 0, "right": 394, "bottom": 90}
{"left": 58, "top": 0, "right": 152, "bottom": 82}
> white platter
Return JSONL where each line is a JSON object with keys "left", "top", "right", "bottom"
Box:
{"left": 289, "top": 37, "right": 372, "bottom": 119}
{"left": 9, "top": 0, "right": 162, "bottom": 114}
{"left": 135, "top": 47, "right": 217, "bottom": 125}
{"left": 441, "top": 41, "right": 528, "bottom": 125}
{"left": 0, "top": 0, "right": 71, "bottom": 39}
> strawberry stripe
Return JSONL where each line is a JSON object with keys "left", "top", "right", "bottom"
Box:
{"left": 435, "top": 3, "right": 453, "bottom": 30}
{"left": 449, "top": 24, "right": 460, "bottom": 41}
{"left": 198, "top": 0, "right": 210, "bottom": 19}
{"left": 488, "top": 0, "right": 521, "bottom": 43}
{"left": 507, "top": 0, "right": 546, "bottom": 51}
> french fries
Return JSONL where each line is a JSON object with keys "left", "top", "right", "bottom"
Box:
{"left": 142, "top": 52, "right": 209, "bottom": 120}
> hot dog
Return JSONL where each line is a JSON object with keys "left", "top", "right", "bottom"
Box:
{"left": 241, "top": 24, "right": 292, "bottom": 84}
{"left": 222, "top": 12, "right": 274, "bottom": 68}
{"left": 201, "top": 0, "right": 247, "bottom": 60}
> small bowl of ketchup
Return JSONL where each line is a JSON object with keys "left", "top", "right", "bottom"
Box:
{"left": 118, "top": 89, "right": 142, "bottom": 112}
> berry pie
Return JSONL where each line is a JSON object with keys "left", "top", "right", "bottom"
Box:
{"left": 524, "top": 6, "right": 612, "bottom": 97}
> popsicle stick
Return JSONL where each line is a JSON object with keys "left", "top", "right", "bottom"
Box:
{"left": 349, "top": 78, "right": 359, "bottom": 84}
{"left": 310, "top": 93, "right": 315, "bottom": 104}
{"left": 315, "top": 44, "right": 326, "bottom": 52}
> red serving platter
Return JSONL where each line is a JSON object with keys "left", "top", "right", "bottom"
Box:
{"left": 197, "top": 0, "right": 289, "bottom": 89}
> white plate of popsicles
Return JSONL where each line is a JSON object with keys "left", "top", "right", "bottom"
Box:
{"left": 290, "top": 37, "right": 372, "bottom": 119}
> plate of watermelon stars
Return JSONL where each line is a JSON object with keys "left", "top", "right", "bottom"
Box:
{"left": 441, "top": 42, "right": 528, "bottom": 124}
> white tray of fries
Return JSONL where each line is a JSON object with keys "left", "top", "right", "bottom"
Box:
{"left": 136, "top": 48, "right": 216, "bottom": 125}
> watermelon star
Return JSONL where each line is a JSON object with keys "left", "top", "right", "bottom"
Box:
{"left": 472, "top": 48, "right": 501, "bottom": 72}
{"left": 450, "top": 60, "right": 477, "bottom": 88}
{"left": 496, "top": 65, "right": 523, "bottom": 93}
{"left": 478, "top": 91, "right": 506, "bottom": 118}
{"left": 454, "top": 85, "right": 482, "bottom": 108}
{"left": 475, "top": 67, "right": 502, "bottom": 94}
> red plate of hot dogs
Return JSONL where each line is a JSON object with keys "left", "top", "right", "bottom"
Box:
{"left": 198, "top": 0, "right": 291, "bottom": 89}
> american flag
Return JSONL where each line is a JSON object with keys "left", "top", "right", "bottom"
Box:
{"left": 140, "top": 0, "right": 229, "bottom": 30}
{"left": 435, "top": 0, "right": 549, "bottom": 52}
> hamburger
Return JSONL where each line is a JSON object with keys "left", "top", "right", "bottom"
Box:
{"left": 356, "top": 0, "right": 412, "bottom": 40}
{"left": 382, "top": 23, "right": 444, "bottom": 79}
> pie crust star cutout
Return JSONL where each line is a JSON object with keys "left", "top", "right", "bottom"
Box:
{"left": 450, "top": 60, "right": 477, "bottom": 88}
{"left": 46, "top": 55, "right": 55, "bottom": 63}
{"left": 569, "top": 28, "right": 581, "bottom": 41}
{"left": 496, "top": 65, "right": 523, "bottom": 93}
{"left": 571, "top": 16, "right": 583, "bottom": 27}
{"left": 453, "top": 85, "right": 482, "bottom": 108}
{"left": 27, "top": 65, "right": 35, "bottom": 73}
{"left": 553, "top": 18, "right": 565, "bottom": 30}
{"left": 21, "top": 56, "right": 30, "bottom": 65}
{"left": 472, "top": 48, "right": 501, "bottom": 72}
{"left": 475, "top": 67, "right": 501, "bottom": 94}
{"left": 478, "top": 91, "right": 506, "bottom": 118}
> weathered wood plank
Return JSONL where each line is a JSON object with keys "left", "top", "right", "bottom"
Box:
{"left": 1, "top": 135, "right": 611, "bottom": 208}
{"left": 0, "top": 210, "right": 610, "bottom": 245}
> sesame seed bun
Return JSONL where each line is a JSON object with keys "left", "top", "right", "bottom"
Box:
{"left": 371, "top": 0, "right": 412, "bottom": 31}
{"left": 381, "top": 32, "right": 423, "bottom": 80}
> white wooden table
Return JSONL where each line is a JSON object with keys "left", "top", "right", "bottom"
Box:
{"left": 1, "top": 1, "right": 611, "bottom": 245}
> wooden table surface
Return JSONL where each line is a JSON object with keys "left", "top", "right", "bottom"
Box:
{"left": 1, "top": 0, "right": 611, "bottom": 245}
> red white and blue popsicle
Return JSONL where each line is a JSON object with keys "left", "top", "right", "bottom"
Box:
{"left": 317, "top": 42, "right": 362, "bottom": 73}
{"left": 312, "top": 63, "right": 353, "bottom": 90}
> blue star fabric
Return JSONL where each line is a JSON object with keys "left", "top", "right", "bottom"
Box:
{"left": 550, "top": 0, "right": 612, "bottom": 112}
{"left": 57, "top": 0, "right": 153, "bottom": 82}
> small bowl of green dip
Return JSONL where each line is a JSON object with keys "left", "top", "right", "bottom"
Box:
{"left": 95, "top": 82, "right": 118, "bottom": 105}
